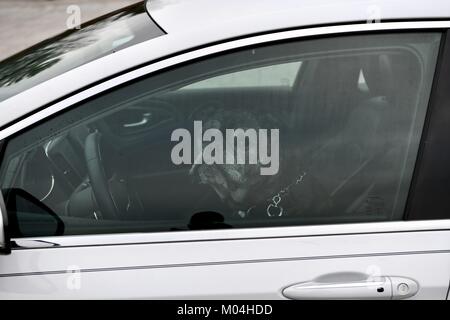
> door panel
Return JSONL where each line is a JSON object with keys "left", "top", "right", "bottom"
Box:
{"left": 0, "top": 227, "right": 449, "bottom": 299}
{"left": 1, "top": 255, "right": 448, "bottom": 299}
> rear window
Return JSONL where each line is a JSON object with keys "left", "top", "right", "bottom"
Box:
{"left": 182, "top": 61, "right": 302, "bottom": 89}
{"left": 0, "top": 2, "right": 165, "bottom": 103}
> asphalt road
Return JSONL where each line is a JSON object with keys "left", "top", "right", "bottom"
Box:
{"left": 0, "top": 0, "right": 140, "bottom": 61}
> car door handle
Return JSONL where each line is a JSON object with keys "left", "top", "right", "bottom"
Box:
{"left": 123, "top": 112, "right": 151, "bottom": 128}
{"left": 282, "top": 274, "right": 419, "bottom": 300}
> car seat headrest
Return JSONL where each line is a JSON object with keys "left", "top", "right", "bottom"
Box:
{"left": 362, "top": 54, "right": 395, "bottom": 98}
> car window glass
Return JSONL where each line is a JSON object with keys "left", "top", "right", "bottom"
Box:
{"left": 182, "top": 61, "right": 302, "bottom": 89}
{"left": 0, "top": 32, "right": 440, "bottom": 237}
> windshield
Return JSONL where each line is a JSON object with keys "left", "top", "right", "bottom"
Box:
{"left": 0, "top": 2, "right": 165, "bottom": 103}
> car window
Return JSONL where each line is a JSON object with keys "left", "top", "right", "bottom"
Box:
{"left": 0, "top": 32, "right": 440, "bottom": 237}
{"left": 0, "top": 3, "right": 165, "bottom": 103}
{"left": 182, "top": 61, "right": 302, "bottom": 89}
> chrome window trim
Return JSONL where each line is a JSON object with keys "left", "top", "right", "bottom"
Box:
{"left": 1, "top": 21, "right": 450, "bottom": 248}
{"left": 10, "top": 220, "right": 450, "bottom": 249}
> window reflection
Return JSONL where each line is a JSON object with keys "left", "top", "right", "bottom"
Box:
{"left": 0, "top": 3, "right": 164, "bottom": 102}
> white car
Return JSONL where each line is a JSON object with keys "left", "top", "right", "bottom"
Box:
{"left": 0, "top": 0, "right": 449, "bottom": 300}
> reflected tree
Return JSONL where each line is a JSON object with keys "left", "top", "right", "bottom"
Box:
{"left": 0, "top": 8, "right": 140, "bottom": 87}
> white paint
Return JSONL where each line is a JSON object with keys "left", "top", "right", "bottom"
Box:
{"left": 0, "top": 229, "right": 449, "bottom": 298}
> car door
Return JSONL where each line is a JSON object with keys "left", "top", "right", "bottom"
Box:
{"left": 0, "top": 24, "right": 449, "bottom": 300}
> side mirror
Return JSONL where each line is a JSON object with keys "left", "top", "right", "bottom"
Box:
{"left": 3, "top": 188, "right": 64, "bottom": 239}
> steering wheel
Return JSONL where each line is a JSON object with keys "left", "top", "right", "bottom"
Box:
{"left": 84, "top": 131, "right": 133, "bottom": 220}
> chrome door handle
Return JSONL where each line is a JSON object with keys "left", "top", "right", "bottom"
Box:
{"left": 283, "top": 275, "right": 418, "bottom": 300}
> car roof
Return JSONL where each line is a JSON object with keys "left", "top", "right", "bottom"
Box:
{"left": 146, "top": 0, "right": 450, "bottom": 35}
{"left": 1, "top": 0, "right": 450, "bottom": 131}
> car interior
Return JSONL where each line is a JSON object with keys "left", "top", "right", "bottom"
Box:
{"left": 0, "top": 34, "right": 437, "bottom": 237}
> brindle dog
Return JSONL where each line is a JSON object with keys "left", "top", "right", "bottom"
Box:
{"left": 189, "top": 105, "right": 328, "bottom": 220}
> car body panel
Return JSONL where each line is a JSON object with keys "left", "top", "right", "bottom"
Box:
{"left": 146, "top": 0, "right": 450, "bottom": 35}
{"left": 1, "top": 228, "right": 449, "bottom": 299}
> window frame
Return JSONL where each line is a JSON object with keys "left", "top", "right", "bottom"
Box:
{"left": 405, "top": 30, "right": 450, "bottom": 221}
{"left": 1, "top": 21, "right": 450, "bottom": 250}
